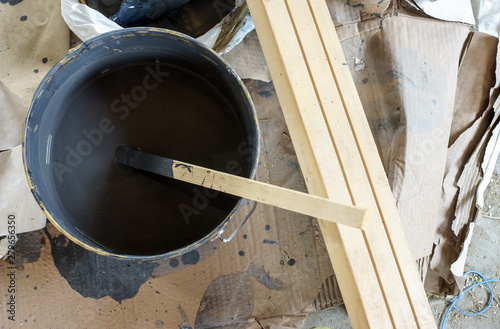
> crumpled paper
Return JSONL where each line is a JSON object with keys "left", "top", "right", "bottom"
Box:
{"left": 61, "top": 0, "right": 122, "bottom": 41}
{"left": 0, "top": 82, "right": 25, "bottom": 151}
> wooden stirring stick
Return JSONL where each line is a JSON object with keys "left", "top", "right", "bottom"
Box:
{"left": 115, "top": 146, "right": 371, "bottom": 230}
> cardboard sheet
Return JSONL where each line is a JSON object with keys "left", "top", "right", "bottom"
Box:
{"left": 0, "top": 0, "right": 69, "bottom": 237}
{"left": 338, "top": 10, "right": 469, "bottom": 260}
{"left": 0, "top": 0, "right": 69, "bottom": 106}
{"left": 1, "top": 0, "right": 500, "bottom": 327}
{"left": 222, "top": 30, "right": 271, "bottom": 83}
{"left": 426, "top": 32, "right": 498, "bottom": 293}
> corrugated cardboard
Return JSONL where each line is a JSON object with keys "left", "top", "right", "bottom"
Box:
{"left": 342, "top": 11, "right": 469, "bottom": 260}
{"left": 428, "top": 32, "right": 498, "bottom": 292}
{"left": 1, "top": 0, "right": 499, "bottom": 328}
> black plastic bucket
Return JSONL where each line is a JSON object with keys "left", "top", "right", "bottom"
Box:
{"left": 23, "top": 28, "right": 260, "bottom": 260}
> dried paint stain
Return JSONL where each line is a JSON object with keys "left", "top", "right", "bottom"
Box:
{"left": 0, "top": 0, "right": 23, "bottom": 5}
{"left": 181, "top": 250, "right": 200, "bottom": 265}
{"left": 46, "top": 230, "right": 159, "bottom": 302}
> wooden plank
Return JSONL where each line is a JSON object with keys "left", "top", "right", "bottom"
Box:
{"left": 306, "top": 3, "right": 437, "bottom": 328}
{"left": 246, "top": 0, "right": 436, "bottom": 328}
{"left": 285, "top": 1, "right": 416, "bottom": 327}
{"left": 114, "top": 146, "right": 371, "bottom": 229}
{"left": 246, "top": 1, "right": 392, "bottom": 328}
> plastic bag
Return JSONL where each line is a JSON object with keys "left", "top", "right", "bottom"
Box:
{"left": 112, "top": 0, "right": 190, "bottom": 26}
{"left": 61, "top": 0, "right": 254, "bottom": 51}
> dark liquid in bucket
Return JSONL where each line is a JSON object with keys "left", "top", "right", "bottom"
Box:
{"left": 50, "top": 62, "right": 251, "bottom": 255}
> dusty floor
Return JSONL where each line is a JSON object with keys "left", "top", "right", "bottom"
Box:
{"left": 301, "top": 164, "right": 500, "bottom": 329}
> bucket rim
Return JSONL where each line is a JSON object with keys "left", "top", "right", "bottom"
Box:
{"left": 23, "top": 27, "right": 261, "bottom": 260}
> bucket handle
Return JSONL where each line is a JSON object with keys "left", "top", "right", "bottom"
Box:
{"left": 218, "top": 201, "right": 257, "bottom": 243}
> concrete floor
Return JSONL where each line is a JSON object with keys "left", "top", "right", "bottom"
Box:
{"left": 301, "top": 167, "right": 500, "bottom": 329}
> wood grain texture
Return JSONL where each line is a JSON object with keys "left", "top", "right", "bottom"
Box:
{"left": 171, "top": 160, "right": 370, "bottom": 229}
{"left": 246, "top": 0, "right": 436, "bottom": 328}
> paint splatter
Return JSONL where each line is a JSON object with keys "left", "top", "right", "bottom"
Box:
{"left": 287, "top": 160, "right": 300, "bottom": 170}
{"left": 178, "top": 305, "right": 192, "bottom": 329}
{"left": 243, "top": 234, "right": 247, "bottom": 239}
{"left": 247, "top": 263, "right": 283, "bottom": 291}
{"left": 0, "top": 0, "right": 23, "bottom": 5}
{"left": 46, "top": 230, "right": 158, "bottom": 303}
{"left": 238, "top": 250, "right": 245, "bottom": 256}
{"left": 181, "top": 250, "right": 200, "bottom": 265}
{"left": 287, "top": 259, "right": 296, "bottom": 266}
{"left": 20, "top": 15, "right": 27, "bottom": 21}
{"left": 263, "top": 239, "right": 277, "bottom": 245}
{"left": 257, "top": 90, "right": 272, "bottom": 98}
{"left": 34, "top": 69, "right": 39, "bottom": 73}
{"left": 174, "top": 163, "right": 192, "bottom": 173}
{"left": 264, "top": 225, "right": 270, "bottom": 231}
{"left": 169, "top": 259, "right": 179, "bottom": 268}
{"left": 10, "top": 230, "right": 42, "bottom": 266}
{"left": 42, "top": 57, "right": 48, "bottom": 63}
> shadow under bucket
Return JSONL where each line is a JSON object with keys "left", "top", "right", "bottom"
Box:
{"left": 24, "top": 28, "right": 260, "bottom": 260}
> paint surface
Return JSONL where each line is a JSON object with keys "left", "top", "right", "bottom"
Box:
{"left": 49, "top": 62, "right": 251, "bottom": 256}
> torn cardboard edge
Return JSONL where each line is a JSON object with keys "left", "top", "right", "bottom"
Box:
{"left": 450, "top": 221, "right": 475, "bottom": 289}
{"left": 425, "top": 29, "right": 499, "bottom": 294}
{"left": 477, "top": 97, "right": 500, "bottom": 209}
